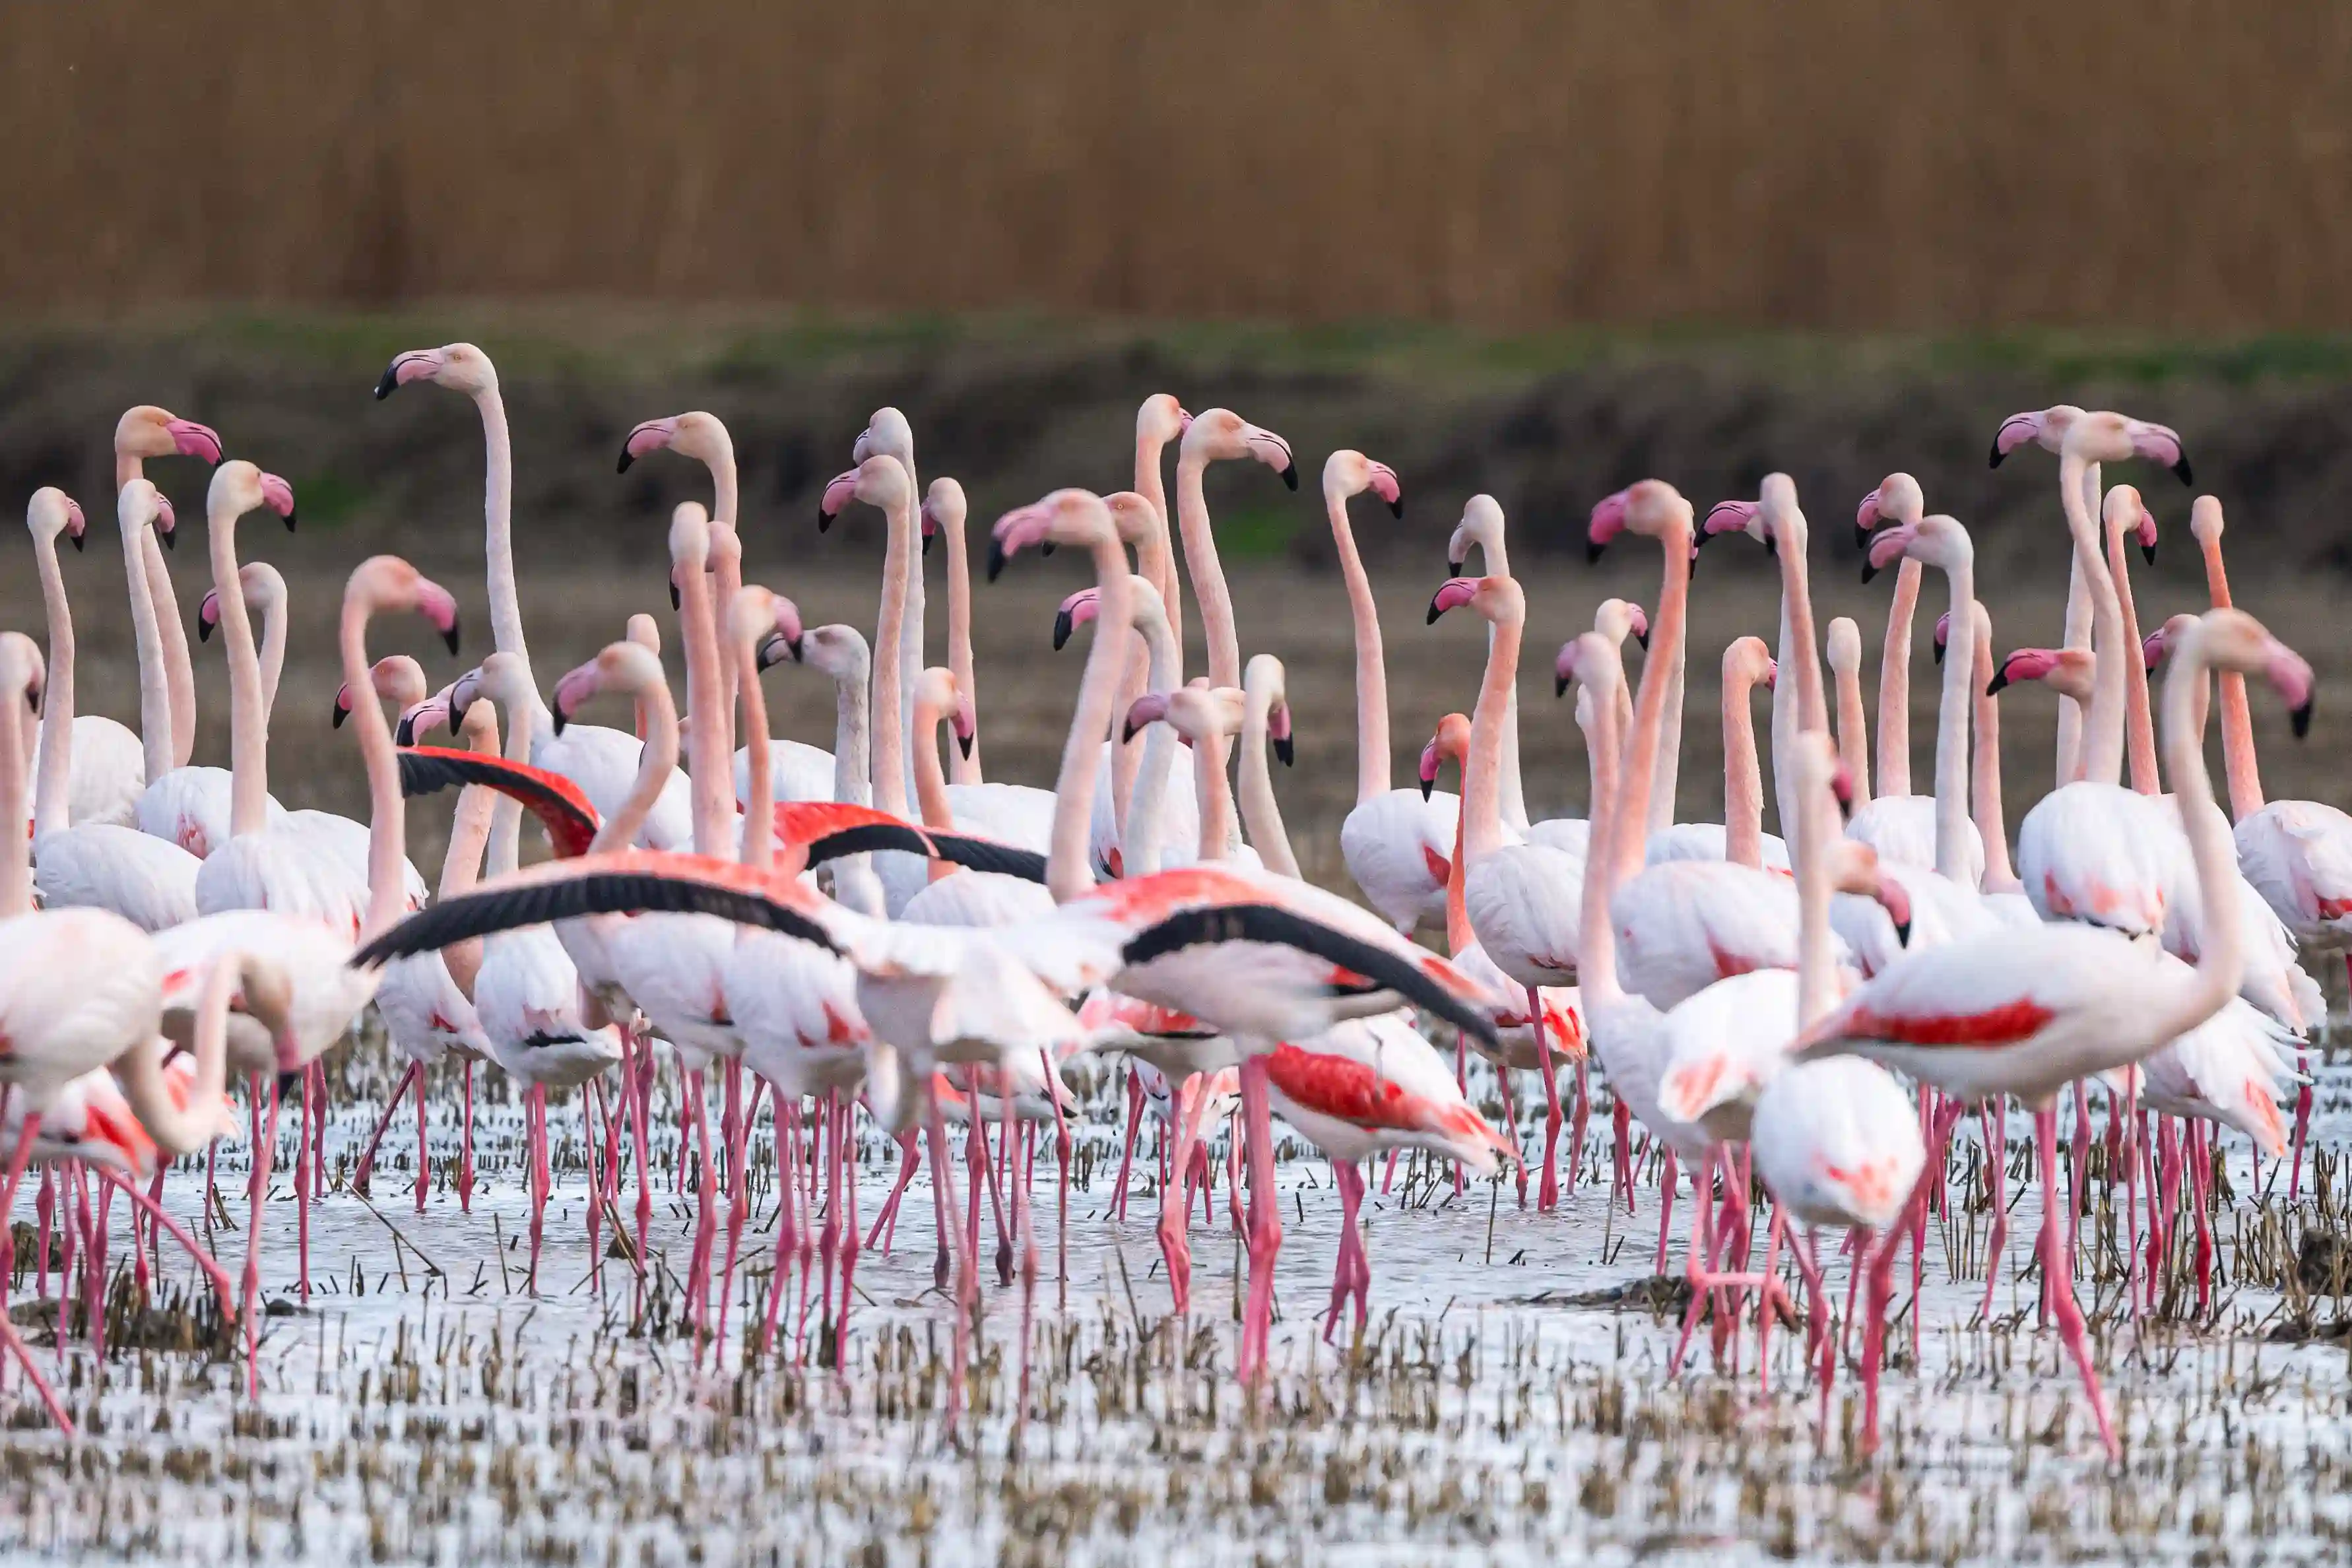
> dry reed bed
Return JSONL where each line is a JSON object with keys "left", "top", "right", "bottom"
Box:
{"left": 7, "top": 5, "right": 2352, "bottom": 329}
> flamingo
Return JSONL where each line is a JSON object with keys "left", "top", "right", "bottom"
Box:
{"left": 748, "top": 616, "right": 887, "bottom": 914}
{"left": 1990, "top": 405, "right": 2193, "bottom": 784}
{"left": 114, "top": 405, "right": 224, "bottom": 777}
{"left": 1794, "top": 606, "right": 2305, "bottom": 1457}
{"left": 354, "top": 685, "right": 496, "bottom": 1210}
{"left": 1845, "top": 474, "right": 1938, "bottom": 870}
{"left": 1426, "top": 573, "right": 1581, "bottom": 1209}
{"left": 899, "top": 669, "right": 1057, "bottom": 927}
{"left": 28, "top": 486, "right": 203, "bottom": 932}
{"left": 1445, "top": 495, "right": 1534, "bottom": 833}
{"left": 1094, "top": 395, "right": 1193, "bottom": 855}
{"left": 1824, "top": 616, "right": 1872, "bottom": 808}
{"left": 377, "top": 343, "right": 694, "bottom": 848}
{"left": 1418, "top": 711, "right": 1588, "bottom": 1206}
{"left": 152, "top": 554, "right": 463, "bottom": 1371}
{"left": 1323, "top": 450, "right": 1457, "bottom": 934}
{"left": 20, "top": 480, "right": 142, "bottom": 834}
{"left": 198, "top": 561, "right": 288, "bottom": 720}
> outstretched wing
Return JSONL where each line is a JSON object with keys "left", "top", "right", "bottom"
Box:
{"left": 399, "top": 747, "right": 601, "bottom": 859}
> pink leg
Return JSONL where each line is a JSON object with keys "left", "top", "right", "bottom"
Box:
{"left": 415, "top": 1057, "right": 431, "bottom": 1212}
{"left": 866, "top": 1127, "right": 919, "bottom": 1255}
{"left": 2038, "top": 1103, "right": 2119, "bottom": 1457}
{"left": 1380, "top": 1146, "right": 1400, "bottom": 1196}
{"left": 930, "top": 1107, "right": 971, "bottom": 1437}
{"left": 761, "top": 1097, "right": 801, "bottom": 1355}
{"left": 98, "top": 1168, "right": 234, "bottom": 1311}
{"left": 1652, "top": 1148, "right": 1679, "bottom": 1276}
{"left": 350, "top": 1061, "right": 421, "bottom": 1199}
{"left": 242, "top": 1076, "right": 282, "bottom": 1399}
{"left": 527, "top": 1085, "right": 548, "bottom": 1294}
{"left": 1528, "top": 987, "right": 1563, "bottom": 1212}
{"left": 1237, "top": 1057, "right": 1284, "bottom": 1385}
{"left": 1323, "top": 1160, "right": 1359, "bottom": 1342}
{"left": 1111, "top": 1069, "right": 1145, "bottom": 1224}
{"left": 461, "top": 1058, "right": 476, "bottom": 1214}
{"left": 583, "top": 1079, "right": 606, "bottom": 1297}
{"left": 296, "top": 1066, "right": 315, "bottom": 1301}
{"left": 836, "top": 1095, "right": 864, "bottom": 1359}
{"left": 36, "top": 1166, "right": 54, "bottom": 1299}
{"left": 1156, "top": 1074, "right": 1199, "bottom": 1317}
{"left": 1613, "top": 1098, "right": 1635, "bottom": 1214}
{"left": 1453, "top": 1036, "right": 1468, "bottom": 1196}
{"left": 715, "top": 1061, "right": 750, "bottom": 1355}
{"left": 1493, "top": 1066, "right": 1527, "bottom": 1207}
{"left": 1567, "top": 1055, "right": 1590, "bottom": 1195}
{"left": 1982, "top": 1101, "right": 2008, "bottom": 1319}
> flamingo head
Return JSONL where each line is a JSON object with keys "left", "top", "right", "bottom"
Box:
{"left": 27, "top": 488, "right": 84, "bottom": 554}
{"left": 0, "top": 632, "right": 44, "bottom": 718}
{"left": 919, "top": 477, "right": 967, "bottom": 561}
{"left": 347, "top": 557, "right": 461, "bottom": 657}
{"left": 1987, "top": 646, "right": 2093, "bottom": 702}
{"left": 1053, "top": 587, "right": 1100, "bottom": 651}
{"left": 1701, "top": 497, "right": 1767, "bottom": 557}
{"left": 1181, "top": 409, "right": 1297, "bottom": 490}
{"left": 2061, "top": 410, "right": 2194, "bottom": 485}
{"left": 1421, "top": 711, "right": 1471, "bottom": 800}
{"left": 1323, "top": 449, "right": 1402, "bottom": 517}
{"left": 736, "top": 589, "right": 803, "bottom": 667}
{"left": 1828, "top": 615, "right": 1864, "bottom": 676}
{"left": 374, "top": 343, "right": 495, "bottom": 399}
{"left": 2193, "top": 608, "right": 2316, "bottom": 738}
{"left": 2190, "top": 494, "right": 2225, "bottom": 548}
{"left": 1447, "top": 494, "right": 1505, "bottom": 575}
{"left": 1138, "top": 393, "right": 1191, "bottom": 446}
{"left": 987, "top": 488, "right": 1112, "bottom": 580}
{"left": 1723, "top": 635, "right": 1775, "bottom": 696}
{"left": 852, "top": 406, "right": 914, "bottom": 470}
{"left": 1987, "top": 405, "right": 2081, "bottom": 469}
{"left": 818, "top": 454, "right": 912, "bottom": 535}
{"left": 115, "top": 405, "right": 223, "bottom": 467}
{"left": 1121, "top": 691, "right": 1173, "bottom": 745}
{"left": 617, "top": 410, "right": 729, "bottom": 475}
{"left": 394, "top": 689, "right": 456, "bottom": 747}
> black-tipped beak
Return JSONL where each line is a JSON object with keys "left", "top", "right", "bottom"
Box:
{"left": 1860, "top": 558, "right": 1881, "bottom": 585}
{"left": 669, "top": 581, "right": 682, "bottom": 612}
{"left": 616, "top": 447, "right": 636, "bottom": 474}
{"left": 1446, "top": 558, "right": 1463, "bottom": 577}
{"left": 393, "top": 712, "right": 417, "bottom": 746}
{"left": 1586, "top": 540, "right": 1606, "bottom": 566}
{"left": 282, "top": 508, "right": 297, "bottom": 533}
{"left": 2141, "top": 541, "right": 2158, "bottom": 567}
{"left": 1274, "top": 735, "right": 1294, "bottom": 767}
{"left": 67, "top": 531, "right": 83, "bottom": 554}
{"left": 2292, "top": 699, "right": 2314, "bottom": 740}
{"left": 956, "top": 731, "right": 975, "bottom": 760}
{"left": 198, "top": 617, "right": 214, "bottom": 645}
{"left": 1279, "top": 463, "right": 1299, "bottom": 492}
{"left": 275, "top": 1070, "right": 303, "bottom": 1099}
{"left": 1986, "top": 441, "right": 2007, "bottom": 470}
{"left": 1633, "top": 627, "right": 1650, "bottom": 652}
{"left": 332, "top": 702, "right": 348, "bottom": 730}
{"left": 441, "top": 618, "right": 461, "bottom": 657}
{"left": 1052, "top": 609, "right": 1074, "bottom": 651}
{"left": 159, "top": 526, "right": 176, "bottom": 552}
{"left": 2172, "top": 457, "right": 2195, "bottom": 487}
{"left": 1761, "top": 534, "right": 1777, "bottom": 559}
{"left": 551, "top": 702, "right": 571, "bottom": 736}
{"left": 986, "top": 539, "right": 1009, "bottom": 583}
{"left": 923, "top": 530, "right": 936, "bottom": 558}
{"left": 1420, "top": 775, "right": 1435, "bottom": 801}
{"left": 1387, "top": 495, "right": 1403, "bottom": 520}
{"left": 817, "top": 506, "right": 834, "bottom": 534}
{"left": 1894, "top": 918, "right": 1912, "bottom": 947}
{"left": 1039, "top": 541, "right": 1055, "bottom": 558}
{"left": 1853, "top": 523, "right": 1874, "bottom": 552}
{"left": 1554, "top": 673, "right": 1571, "bottom": 698}
{"left": 1425, "top": 597, "right": 1445, "bottom": 626}
{"left": 1932, "top": 639, "right": 1946, "bottom": 667}
{"left": 1121, "top": 718, "right": 1143, "bottom": 744}
{"left": 373, "top": 365, "right": 401, "bottom": 401}
{"left": 1985, "top": 670, "right": 2010, "bottom": 696}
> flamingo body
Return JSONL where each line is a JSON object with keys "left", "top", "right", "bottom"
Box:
{"left": 1339, "top": 787, "right": 1460, "bottom": 934}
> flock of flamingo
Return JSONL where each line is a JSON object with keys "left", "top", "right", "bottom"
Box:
{"left": 0, "top": 350, "right": 2344, "bottom": 1462}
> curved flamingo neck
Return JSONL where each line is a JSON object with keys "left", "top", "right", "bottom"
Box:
{"left": 675, "top": 537, "right": 734, "bottom": 857}
{"left": 1238, "top": 680, "right": 1299, "bottom": 880}
{"left": 252, "top": 585, "right": 287, "bottom": 723}
{"left": 2198, "top": 527, "right": 2263, "bottom": 817}
{"left": 474, "top": 383, "right": 527, "bottom": 670}
{"left": 1968, "top": 602, "right": 2021, "bottom": 893}
{"left": 484, "top": 681, "right": 533, "bottom": 878}
{"left": 438, "top": 704, "right": 501, "bottom": 998}
{"left": 2155, "top": 627, "right": 2246, "bottom": 1039}
{"left": 1192, "top": 726, "right": 1237, "bottom": 863}
{"left": 118, "top": 958, "right": 234, "bottom": 1156}
{"left": 1722, "top": 661, "right": 1765, "bottom": 870}
{"left": 1831, "top": 653, "right": 1872, "bottom": 807}
{"left": 207, "top": 497, "right": 270, "bottom": 837}
{"left": 1443, "top": 763, "right": 1472, "bottom": 956}
{"left": 0, "top": 666, "right": 29, "bottom": 917}
{"left": 708, "top": 521, "right": 745, "bottom": 747}
{"left": 1462, "top": 531, "right": 1529, "bottom": 830}
{"left": 1876, "top": 560, "right": 1920, "bottom": 799}
{"left": 2058, "top": 453, "right": 2128, "bottom": 787}
{"left": 1173, "top": 451, "right": 1242, "bottom": 690}
{"left": 1135, "top": 432, "right": 1182, "bottom": 645}
{"left": 1326, "top": 484, "right": 1390, "bottom": 803}
{"left": 1463, "top": 602, "right": 1521, "bottom": 865}
{"left": 738, "top": 638, "right": 775, "bottom": 872}
{"left": 868, "top": 486, "right": 914, "bottom": 820}
{"left": 1930, "top": 548, "right": 1977, "bottom": 882}
{"left": 2105, "top": 508, "right": 2159, "bottom": 796}
{"left": 340, "top": 597, "right": 410, "bottom": 941}
{"left": 937, "top": 505, "right": 983, "bottom": 786}
{"left": 119, "top": 504, "right": 176, "bottom": 783}
{"left": 1122, "top": 583, "right": 1181, "bottom": 878}
{"left": 1615, "top": 517, "right": 1691, "bottom": 885}
{"left": 829, "top": 651, "right": 873, "bottom": 808}
{"left": 140, "top": 535, "right": 197, "bottom": 769}
{"left": 909, "top": 683, "right": 958, "bottom": 835}
{"left": 1794, "top": 748, "right": 1837, "bottom": 1026}
{"left": 1046, "top": 538, "right": 1133, "bottom": 903}
{"left": 593, "top": 678, "right": 679, "bottom": 854}
{"left": 1578, "top": 655, "right": 1630, "bottom": 1007}
{"left": 2052, "top": 459, "right": 2101, "bottom": 787}
{"left": 1650, "top": 610, "right": 1685, "bottom": 834}
{"left": 30, "top": 528, "right": 75, "bottom": 837}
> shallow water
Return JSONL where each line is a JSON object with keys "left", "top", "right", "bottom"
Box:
{"left": 3, "top": 1040, "right": 2350, "bottom": 1566}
